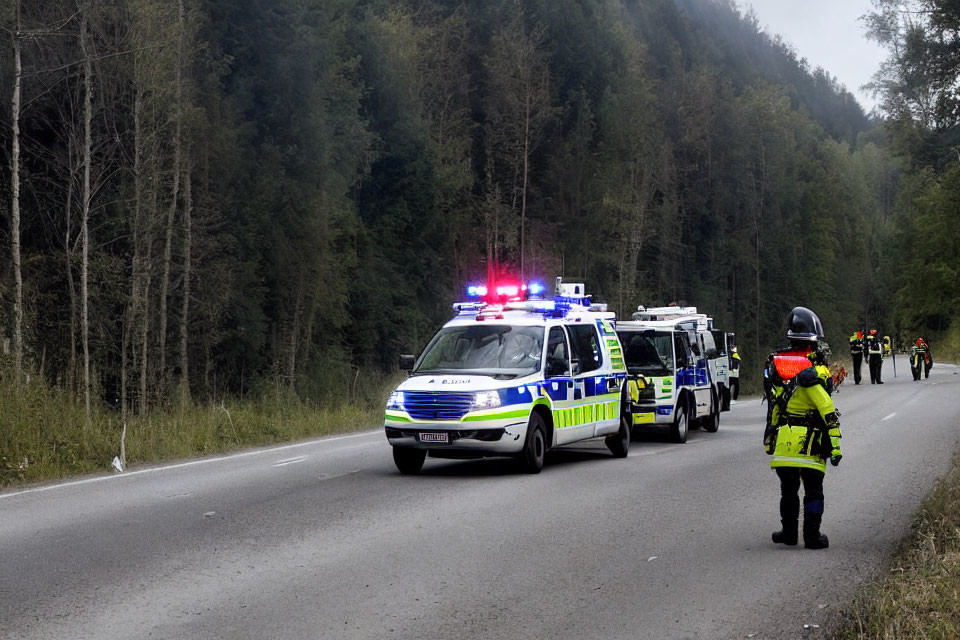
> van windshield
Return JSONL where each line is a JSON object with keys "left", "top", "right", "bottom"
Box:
{"left": 618, "top": 331, "right": 674, "bottom": 376}
{"left": 414, "top": 325, "right": 543, "bottom": 379}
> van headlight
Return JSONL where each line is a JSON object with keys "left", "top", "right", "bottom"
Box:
{"left": 386, "top": 391, "right": 405, "bottom": 411}
{"left": 472, "top": 390, "right": 501, "bottom": 410}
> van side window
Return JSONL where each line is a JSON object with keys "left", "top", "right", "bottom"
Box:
{"left": 674, "top": 334, "right": 691, "bottom": 368}
{"left": 711, "top": 330, "right": 727, "bottom": 356}
{"left": 568, "top": 324, "right": 603, "bottom": 374}
{"left": 545, "top": 326, "right": 570, "bottom": 378}
{"left": 701, "top": 331, "right": 719, "bottom": 359}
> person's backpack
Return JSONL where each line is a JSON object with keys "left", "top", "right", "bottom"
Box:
{"left": 763, "top": 353, "right": 815, "bottom": 454}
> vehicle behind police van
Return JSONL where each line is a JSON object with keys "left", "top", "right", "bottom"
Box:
{"left": 384, "top": 281, "right": 630, "bottom": 474}
{"left": 617, "top": 306, "right": 723, "bottom": 443}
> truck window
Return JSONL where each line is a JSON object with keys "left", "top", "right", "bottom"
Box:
{"left": 617, "top": 331, "right": 673, "bottom": 376}
{"left": 711, "top": 330, "right": 727, "bottom": 356}
{"left": 545, "top": 326, "right": 571, "bottom": 378}
{"left": 674, "top": 333, "right": 692, "bottom": 368}
{"left": 701, "top": 331, "right": 719, "bottom": 359}
{"left": 568, "top": 324, "right": 603, "bottom": 374}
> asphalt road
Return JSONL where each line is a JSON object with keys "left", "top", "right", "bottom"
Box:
{"left": 3, "top": 359, "right": 959, "bottom": 640}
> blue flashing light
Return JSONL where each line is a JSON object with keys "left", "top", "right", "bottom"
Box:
{"left": 466, "top": 285, "right": 488, "bottom": 297}
{"left": 527, "top": 282, "right": 545, "bottom": 296}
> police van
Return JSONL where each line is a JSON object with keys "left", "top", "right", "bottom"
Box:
{"left": 385, "top": 280, "right": 630, "bottom": 474}
{"left": 616, "top": 306, "right": 727, "bottom": 443}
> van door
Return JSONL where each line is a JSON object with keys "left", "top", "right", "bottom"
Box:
{"left": 674, "top": 331, "right": 707, "bottom": 417}
{"left": 544, "top": 325, "right": 576, "bottom": 445}
{"left": 708, "top": 330, "right": 730, "bottom": 408}
{"left": 564, "top": 323, "right": 606, "bottom": 443}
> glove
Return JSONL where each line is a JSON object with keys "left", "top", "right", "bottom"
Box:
{"left": 830, "top": 455, "right": 842, "bottom": 467}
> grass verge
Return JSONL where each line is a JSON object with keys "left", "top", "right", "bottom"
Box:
{"left": 834, "top": 450, "right": 960, "bottom": 639}
{"left": 0, "top": 373, "right": 401, "bottom": 487}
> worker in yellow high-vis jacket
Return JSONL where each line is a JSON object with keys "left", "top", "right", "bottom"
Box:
{"left": 762, "top": 307, "right": 843, "bottom": 550}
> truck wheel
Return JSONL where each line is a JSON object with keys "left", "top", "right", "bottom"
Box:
{"left": 702, "top": 391, "right": 720, "bottom": 433}
{"left": 670, "top": 402, "right": 689, "bottom": 443}
{"left": 520, "top": 413, "right": 546, "bottom": 474}
{"left": 393, "top": 447, "right": 426, "bottom": 474}
{"left": 606, "top": 414, "right": 631, "bottom": 458}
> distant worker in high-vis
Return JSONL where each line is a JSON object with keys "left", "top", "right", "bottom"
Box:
{"left": 763, "top": 307, "right": 843, "bottom": 550}
{"left": 729, "top": 345, "right": 741, "bottom": 400}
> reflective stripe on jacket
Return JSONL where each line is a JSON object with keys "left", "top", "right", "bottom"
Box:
{"left": 849, "top": 333, "right": 864, "bottom": 354}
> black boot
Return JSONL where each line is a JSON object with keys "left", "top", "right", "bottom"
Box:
{"left": 772, "top": 520, "right": 798, "bottom": 545}
{"left": 803, "top": 516, "right": 829, "bottom": 549}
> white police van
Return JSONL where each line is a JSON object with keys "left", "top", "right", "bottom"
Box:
{"left": 385, "top": 280, "right": 629, "bottom": 474}
{"left": 616, "top": 306, "right": 727, "bottom": 443}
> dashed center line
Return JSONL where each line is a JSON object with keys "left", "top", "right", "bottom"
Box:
{"left": 273, "top": 456, "right": 308, "bottom": 467}
{"left": 881, "top": 412, "right": 896, "bottom": 422}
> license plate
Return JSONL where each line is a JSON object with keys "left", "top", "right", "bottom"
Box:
{"left": 632, "top": 412, "right": 655, "bottom": 425}
{"left": 420, "top": 432, "right": 448, "bottom": 443}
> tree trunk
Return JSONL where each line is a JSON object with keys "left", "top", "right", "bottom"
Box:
{"left": 159, "top": 0, "right": 185, "bottom": 392}
{"left": 65, "top": 145, "right": 77, "bottom": 396}
{"left": 520, "top": 90, "right": 530, "bottom": 281}
{"left": 140, "top": 156, "right": 157, "bottom": 415}
{"left": 10, "top": 5, "right": 23, "bottom": 381}
{"left": 179, "top": 152, "right": 192, "bottom": 398}
{"left": 81, "top": 15, "right": 94, "bottom": 430}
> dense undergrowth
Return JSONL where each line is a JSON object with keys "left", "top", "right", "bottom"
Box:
{"left": 0, "top": 371, "right": 398, "bottom": 487}
{"left": 836, "top": 451, "right": 960, "bottom": 639}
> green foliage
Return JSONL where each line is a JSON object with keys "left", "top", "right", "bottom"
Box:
{"left": 0, "top": 0, "right": 910, "bottom": 425}
{"left": 836, "top": 452, "right": 960, "bottom": 639}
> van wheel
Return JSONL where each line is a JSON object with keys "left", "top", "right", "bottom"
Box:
{"left": 393, "top": 447, "right": 426, "bottom": 474}
{"left": 670, "top": 402, "right": 689, "bottom": 443}
{"left": 606, "top": 414, "right": 631, "bottom": 458}
{"left": 702, "top": 391, "right": 720, "bottom": 433}
{"left": 520, "top": 413, "right": 546, "bottom": 474}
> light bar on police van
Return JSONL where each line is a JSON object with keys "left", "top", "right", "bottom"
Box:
{"left": 466, "top": 285, "right": 488, "bottom": 297}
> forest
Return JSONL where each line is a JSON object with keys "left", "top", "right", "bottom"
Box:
{"left": 1, "top": 0, "right": 956, "bottom": 478}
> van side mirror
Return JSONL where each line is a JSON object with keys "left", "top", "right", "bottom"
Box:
{"left": 399, "top": 354, "right": 416, "bottom": 371}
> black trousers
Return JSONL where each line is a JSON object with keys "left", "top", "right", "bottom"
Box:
{"left": 851, "top": 353, "right": 862, "bottom": 384}
{"left": 869, "top": 354, "right": 882, "bottom": 383}
{"left": 776, "top": 467, "right": 825, "bottom": 526}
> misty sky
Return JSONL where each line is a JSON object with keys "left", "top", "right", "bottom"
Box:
{"left": 743, "top": 0, "right": 888, "bottom": 113}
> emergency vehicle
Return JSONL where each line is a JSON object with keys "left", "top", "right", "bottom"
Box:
{"left": 615, "top": 306, "right": 727, "bottom": 443}
{"left": 385, "top": 279, "right": 630, "bottom": 474}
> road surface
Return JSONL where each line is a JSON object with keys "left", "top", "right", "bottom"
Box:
{"left": 2, "top": 360, "right": 959, "bottom": 639}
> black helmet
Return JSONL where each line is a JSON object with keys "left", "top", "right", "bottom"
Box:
{"left": 785, "top": 306, "right": 824, "bottom": 342}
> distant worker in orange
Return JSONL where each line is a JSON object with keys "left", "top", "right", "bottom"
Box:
{"left": 911, "top": 337, "right": 933, "bottom": 380}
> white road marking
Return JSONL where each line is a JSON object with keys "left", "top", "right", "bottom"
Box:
{"left": 881, "top": 412, "right": 896, "bottom": 422}
{"left": 273, "top": 456, "right": 307, "bottom": 467}
{"left": 0, "top": 429, "right": 382, "bottom": 501}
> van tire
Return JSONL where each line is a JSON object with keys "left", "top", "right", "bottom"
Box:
{"left": 670, "top": 401, "right": 689, "bottom": 443}
{"left": 702, "top": 390, "right": 720, "bottom": 433}
{"left": 606, "top": 414, "right": 631, "bottom": 458}
{"left": 520, "top": 413, "right": 546, "bottom": 474}
{"left": 393, "top": 447, "right": 426, "bottom": 474}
